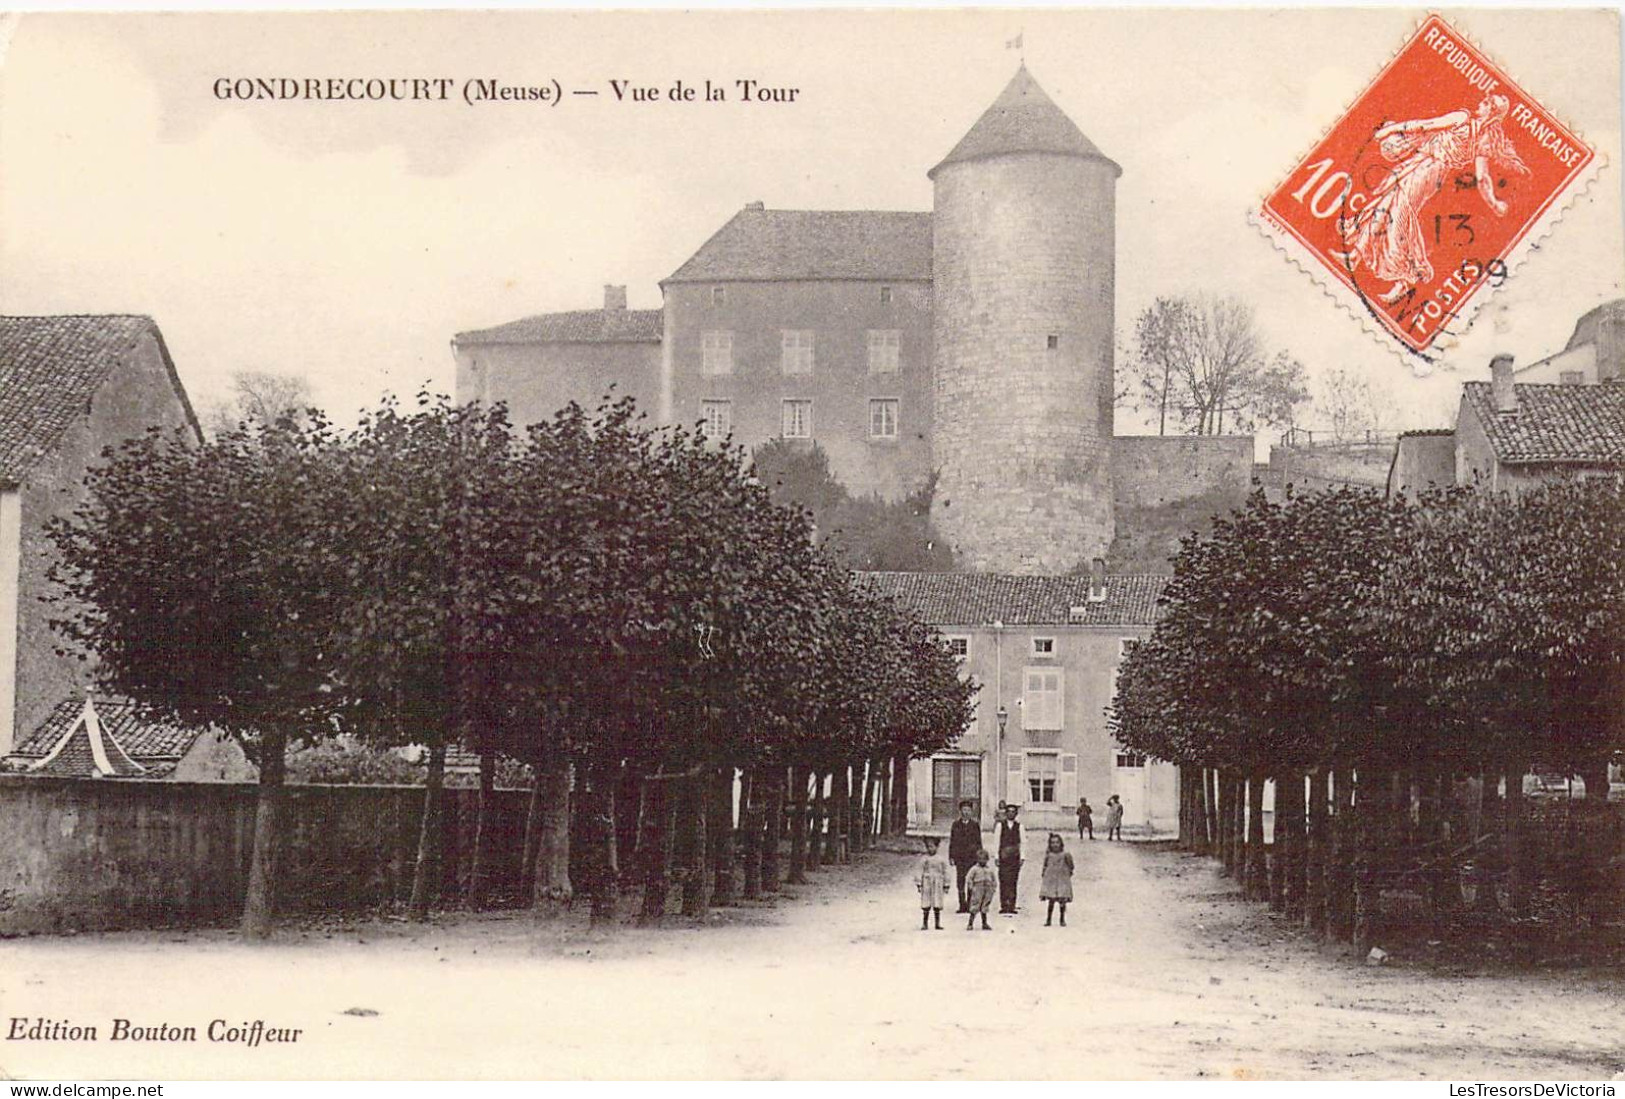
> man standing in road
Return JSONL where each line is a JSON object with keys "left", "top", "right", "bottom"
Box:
{"left": 948, "top": 799, "right": 981, "bottom": 913}
{"left": 996, "top": 803, "right": 1023, "bottom": 915}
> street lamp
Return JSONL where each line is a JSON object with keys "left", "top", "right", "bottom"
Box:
{"left": 995, "top": 704, "right": 1009, "bottom": 740}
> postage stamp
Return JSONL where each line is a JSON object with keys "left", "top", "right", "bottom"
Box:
{"left": 1258, "top": 13, "right": 1599, "bottom": 361}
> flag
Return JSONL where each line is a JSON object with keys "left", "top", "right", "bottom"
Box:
{"left": 1006, "top": 33, "right": 1023, "bottom": 50}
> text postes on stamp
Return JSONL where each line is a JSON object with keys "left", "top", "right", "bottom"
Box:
{"left": 1259, "top": 13, "right": 1597, "bottom": 360}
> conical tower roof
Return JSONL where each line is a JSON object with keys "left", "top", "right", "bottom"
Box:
{"left": 929, "top": 66, "right": 1120, "bottom": 179}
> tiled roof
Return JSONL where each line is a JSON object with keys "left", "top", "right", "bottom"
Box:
{"left": 0, "top": 315, "right": 166, "bottom": 485}
{"left": 1461, "top": 381, "right": 1625, "bottom": 464}
{"left": 454, "top": 308, "right": 663, "bottom": 346}
{"left": 10, "top": 698, "right": 214, "bottom": 775}
{"left": 930, "top": 66, "right": 1120, "bottom": 179}
{"left": 665, "top": 208, "right": 932, "bottom": 284}
{"left": 856, "top": 572, "right": 1168, "bottom": 627}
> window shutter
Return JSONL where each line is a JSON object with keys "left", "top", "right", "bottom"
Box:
{"left": 1006, "top": 751, "right": 1025, "bottom": 804}
{"left": 1058, "top": 753, "right": 1078, "bottom": 807}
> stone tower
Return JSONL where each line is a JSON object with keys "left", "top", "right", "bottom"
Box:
{"left": 929, "top": 67, "right": 1121, "bottom": 573}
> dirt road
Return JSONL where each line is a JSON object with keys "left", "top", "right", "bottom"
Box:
{"left": 1, "top": 835, "right": 1621, "bottom": 1079}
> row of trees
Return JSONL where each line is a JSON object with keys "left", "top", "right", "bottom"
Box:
{"left": 1113, "top": 481, "right": 1623, "bottom": 953}
{"left": 48, "top": 395, "right": 975, "bottom": 937}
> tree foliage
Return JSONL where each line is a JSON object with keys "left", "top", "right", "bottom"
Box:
{"left": 1126, "top": 295, "right": 1309, "bottom": 436}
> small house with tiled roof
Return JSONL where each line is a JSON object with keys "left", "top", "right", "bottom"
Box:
{"left": 1456, "top": 354, "right": 1625, "bottom": 495}
{"left": 0, "top": 315, "right": 201, "bottom": 754}
{"left": 859, "top": 566, "right": 1176, "bottom": 834}
{"left": 453, "top": 285, "right": 664, "bottom": 440}
{"left": 4, "top": 697, "right": 253, "bottom": 782}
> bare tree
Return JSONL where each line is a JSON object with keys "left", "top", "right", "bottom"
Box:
{"left": 1318, "top": 368, "right": 1397, "bottom": 443}
{"left": 1125, "top": 295, "right": 1308, "bottom": 435}
{"left": 204, "top": 371, "right": 314, "bottom": 437}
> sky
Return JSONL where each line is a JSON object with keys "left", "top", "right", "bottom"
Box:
{"left": 1, "top": 8, "right": 1621, "bottom": 446}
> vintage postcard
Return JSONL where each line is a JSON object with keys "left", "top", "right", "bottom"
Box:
{"left": 0, "top": 7, "right": 1621, "bottom": 1084}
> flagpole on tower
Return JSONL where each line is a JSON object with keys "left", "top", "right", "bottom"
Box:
{"left": 1006, "top": 30, "right": 1024, "bottom": 64}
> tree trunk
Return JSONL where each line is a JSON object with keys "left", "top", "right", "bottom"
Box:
{"left": 409, "top": 742, "right": 447, "bottom": 922}
{"left": 1203, "top": 769, "right": 1218, "bottom": 855}
{"left": 240, "top": 728, "right": 288, "bottom": 940}
{"left": 763, "top": 766, "right": 786, "bottom": 893}
{"left": 1276, "top": 770, "right": 1304, "bottom": 917}
{"left": 741, "top": 769, "right": 764, "bottom": 901}
{"left": 878, "top": 758, "right": 896, "bottom": 836}
{"left": 1304, "top": 768, "right": 1326, "bottom": 931}
{"left": 858, "top": 759, "right": 877, "bottom": 851}
{"left": 519, "top": 769, "right": 545, "bottom": 901}
{"left": 788, "top": 765, "right": 809, "bottom": 883}
{"left": 533, "top": 755, "right": 573, "bottom": 913}
{"left": 808, "top": 771, "right": 827, "bottom": 869}
{"left": 1579, "top": 758, "right": 1614, "bottom": 924}
{"left": 1353, "top": 766, "right": 1387, "bottom": 957}
{"left": 1473, "top": 770, "right": 1501, "bottom": 915}
{"left": 1326, "top": 766, "right": 1354, "bottom": 943}
{"left": 639, "top": 780, "right": 677, "bottom": 923}
{"left": 891, "top": 753, "right": 911, "bottom": 834}
{"left": 1419, "top": 763, "right": 1449, "bottom": 938}
{"left": 1504, "top": 758, "right": 1531, "bottom": 919}
{"left": 681, "top": 772, "right": 711, "bottom": 919}
{"left": 1245, "top": 774, "right": 1267, "bottom": 901}
{"left": 712, "top": 767, "right": 737, "bottom": 906}
{"left": 834, "top": 766, "right": 852, "bottom": 864}
{"left": 589, "top": 766, "right": 620, "bottom": 927}
{"left": 1217, "top": 772, "right": 1235, "bottom": 875}
{"left": 468, "top": 751, "right": 497, "bottom": 911}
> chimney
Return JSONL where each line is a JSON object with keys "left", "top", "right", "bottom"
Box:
{"left": 744, "top": 200, "right": 765, "bottom": 211}
{"left": 1088, "top": 557, "right": 1107, "bottom": 603}
{"left": 603, "top": 285, "right": 627, "bottom": 312}
{"left": 1491, "top": 353, "right": 1517, "bottom": 413}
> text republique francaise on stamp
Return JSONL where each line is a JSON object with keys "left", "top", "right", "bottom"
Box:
{"left": 1259, "top": 13, "right": 1598, "bottom": 361}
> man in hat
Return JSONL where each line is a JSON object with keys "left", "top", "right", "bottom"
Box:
{"left": 995, "top": 803, "right": 1023, "bottom": 914}
{"left": 948, "top": 799, "right": 982, "bottom": 913}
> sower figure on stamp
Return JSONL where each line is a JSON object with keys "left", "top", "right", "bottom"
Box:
{"left": 995, "top": 803, "right": 1023, "bottom": 915}
{"left": 1334, "top": 93, "right": 1530, "bottom": 304}
{"left": 948, "top": 799, "right": 981, "bottom": 914}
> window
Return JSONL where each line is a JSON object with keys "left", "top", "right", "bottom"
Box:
{"left": 1027, "top": 753, "right": 1059, "bottom": 804}
{"left": 869, "top": 398, "right": 899, "bottom": 439}
{"left": 1560, "top": 370, "right": 1585, "bottom": 386}
{"left": 879, "top": 286, "right": 893, "bottom": 305}
{"left": 711, "top": 286, "right": 726, "bottom": 306}
{"left": 701, "top": 331, "right": 733, "bottom": 375}
{"left": 700, "top": 400, "right": 732, "bottom": 440}
{"left": 1116, "top": 753, "right": 1147, "bottom": 769}
{"left": 1032, "top": 637, "right": 1055, "bottom": 657}
{"left": 1047, "top": 334, "right": 1060, "bottom": 350}
{"left": 945, "top": 635, "right": 970, "bottom": 661}
{"left": 867, "top": 330, "right": 901, "bottom": 374}
{"left": 1023, "top": 667, "right": 1063, "bottom": 730}
{"left": 781, "top": 330, "right": 814, "bottom": 375}
{"left": 781, "top": 399, "right": 812, "bottom": 439}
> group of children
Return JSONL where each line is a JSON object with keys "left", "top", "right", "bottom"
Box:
{"left": 1074, "top": 795, "right": 1125, "bottom": 841}
{"left": 914, "top": 832, "right": 1076, "bottom": 930}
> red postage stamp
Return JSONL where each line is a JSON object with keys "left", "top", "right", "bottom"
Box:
{"left": 1259, "top": 13, "right": 1598, "bottom": 360}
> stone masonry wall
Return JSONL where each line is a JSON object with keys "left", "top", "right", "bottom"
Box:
{"left": 1108, "top": 435, "right": 1254, "bottom": 573}
{"left": 0, "top": 777, "right": 532, "bottom": 934}
{"left": 930, "top": 153, "right": 1117, "bottom": 573}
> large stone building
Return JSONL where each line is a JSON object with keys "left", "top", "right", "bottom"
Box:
{"left": 0, "top": 315, "right": 203, "bottom": 756}
{"left": 454, "top": 66, "right": 1252, "bottom": 578}
{"left": 454, "top": 67, "right": 1259, "bottom": 833}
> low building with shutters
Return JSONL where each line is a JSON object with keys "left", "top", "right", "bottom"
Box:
{"left": 858, "top": 567, "right": 1177, "bottom": 836}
